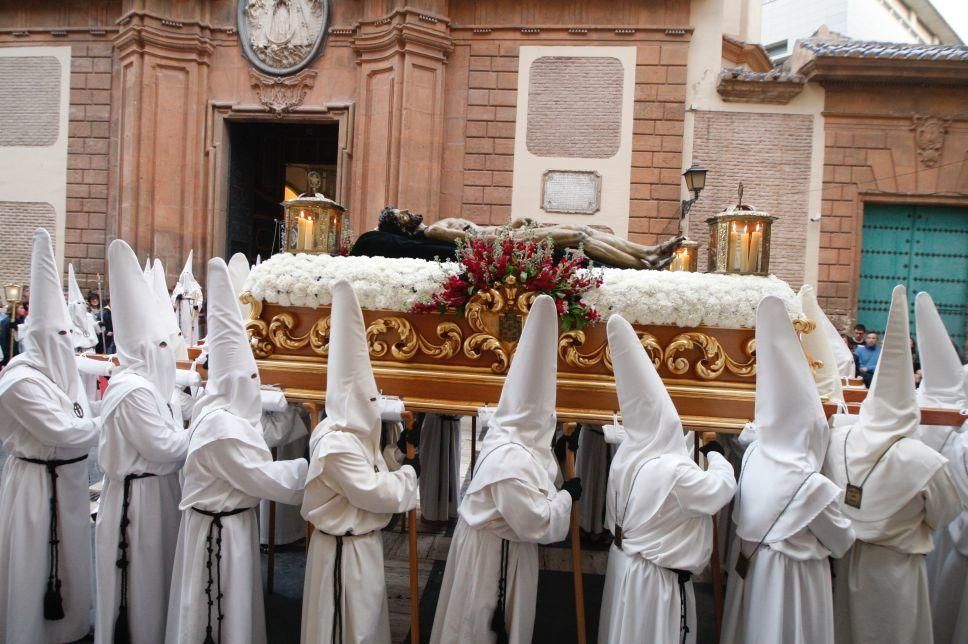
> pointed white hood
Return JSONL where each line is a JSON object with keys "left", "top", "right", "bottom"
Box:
{"left": 109, "top": 239, "right": 176, "bottom": 396}
{"left": 605, "top": 314, "right": 693, "bottom": 529}
{"left": 191, "top": 257, "right": 262, "bottom": 431}
{"left": 227, "top": 252, "right": 251, "bottom": 320}
{"left": 916, "top": 291, "right": 967, "bottom": 410}
{"left": 798, "top": 285, "right": 844, "bottom": 403}
{"left": 853, "top": 285, "right": 919, "bottom": 458}
{"left": 151, "top": 259, "right": 188, "bottom": 360}
{"left": 809, "top": 291, "right": 856, "bottom": 379}
{"left": 734, "top": 296, "right": 840, "bottom": 543}
{"left": 321, "top": 280, "right": 382, "bottom": 453}
{"left": 6, "top": 229, "right": 82, "bottom": 401}
{"left": 836, "top": 285, "right": 947, "bottom": 520}
{"left": 66, "top": 263, "right": 98, "bottom": 350}
{"left": 467, "top": 294, "right": 560, "bottom": 495}
{"left": 143, "top": 257, "right": 151, "bottom": 279}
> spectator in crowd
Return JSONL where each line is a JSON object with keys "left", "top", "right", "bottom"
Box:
{"left": 910, "top": 335, "right": 922, "bottom": 386}
{"left": 855, "top": 330, "right": 881, "bottom": 388}
{"left": 88, "top": 290, "right": 114, "bottom": 354}
{"left": 852, "top": 324, "right": 867, "bottom": 345}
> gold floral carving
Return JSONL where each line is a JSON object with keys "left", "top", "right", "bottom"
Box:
{"left": 242, "top": 293, "right": 275, "bottom": 358}
{"left": 558, "top": 330, "right": 662, "bottom": 371}
{"left": 269, "top": 312, "right": 332, "bottom": 355}
{"left": 664, "top": 332, "right": 757, "bottom": 380}
{"left": 366, "top": 317, "right": 462, "bottom": 361}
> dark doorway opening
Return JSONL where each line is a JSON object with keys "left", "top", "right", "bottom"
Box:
{"left": 225, "top": 121, "right": 340, "bottom": 263}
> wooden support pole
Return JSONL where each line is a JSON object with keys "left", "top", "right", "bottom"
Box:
{"left": 402, "top": 410, "right": 421, "bottom": 644}
{"left": 562, "top": 423, "right": 586, "bottom": 644}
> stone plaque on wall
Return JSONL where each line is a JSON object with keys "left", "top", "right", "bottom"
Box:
{"left": 238, "top": 0, "right": 331, "bottom": 76}
{"left": 526, "top": 56, "right": 623, "bottom": 159}
{"left": 541, "top": 171, "right": 601, "bottom": 215}
{"left": 0, "top": 57, "right": 61, "bottom": 146}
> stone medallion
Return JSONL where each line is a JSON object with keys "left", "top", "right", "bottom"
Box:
{"left": 238, "top": 0, "right": 330, "bottom": 76}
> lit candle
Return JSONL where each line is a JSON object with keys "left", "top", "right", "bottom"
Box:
{"left": 729, "top": 223, "right": 743, "bottom": 271}
{"left": 670, "top": 252, "right": 681, "bottom": 271}
{"left": 682, "top": 248, "right": 690, "bottom": 271}
{"left": 740, "top": 224, "right": 751, "bottom": 272}
{"left": 749, "top": 224, "right": 763, "bottom": 273}
{"left": 298, "top": 215, "right": 314, "bottom": 251}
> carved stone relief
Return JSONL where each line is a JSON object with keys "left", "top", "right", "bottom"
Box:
{"left": 238, "top": 0, "right": 330, "bottom": 75}
{"left": 248, "top": 68, "right": 318, "bottom": 116}
{"left": 911, "top": 114, "right": 951, "bottom": 168}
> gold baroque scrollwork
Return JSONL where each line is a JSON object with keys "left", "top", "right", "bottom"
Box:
{"left": 462, "top": 287, "right": 511, "bottom": 373}
{"left": 664, "top": 332, "right": 757, "bottom": 380}
{"left": 366, "top": 317, "right": 462, "bottom": 361}
{"left": 268, "top": 313, "right": 332, "bottom": 356}
{"left": 558, "top": 330, "right": 610, "bottom": 371}
{"left": 242, "top": 293, "right": 274, "bottom": 358}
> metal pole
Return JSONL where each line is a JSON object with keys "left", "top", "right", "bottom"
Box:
{"left": 96, "top": 273, "right": 106, "bottom": 352}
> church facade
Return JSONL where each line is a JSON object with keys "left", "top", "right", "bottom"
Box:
{"left": 0, "top": 0, "right": 965, "bottom": 347}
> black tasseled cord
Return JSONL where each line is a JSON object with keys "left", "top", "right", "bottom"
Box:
{"left": 676, "top": 569, "right": 692, "bottom": 644}
{"left": 490, "top": 538, "right": 510, "bottom": 644}
{"left": 114, "top": 473, "right": 154, "bottom": 644}
{"left": 331, "top": 535, "right": 344, "bottom": 644}
{"left": 43, "top": 462, "right": 65, "bottom": 621}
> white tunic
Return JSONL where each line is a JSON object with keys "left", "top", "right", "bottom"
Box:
{"left": 430, "top": 444, "right": 572, "bottom": 644}
{"left": 721, "top": 501, "right": 855, "bottom": 644}
{"left": 299, "top": 429, "right": 418, "bottom": 644}
{"left": 824, "top": 428, "right": 961, "bottom": 644}
{"left": 926, "top": 429, "right": 968, "bottom": 643}
{"left": 94, "top": 375, "right": 190, "bottom": 644}
{"left": 165, "top": 410, "right": 306, "bottom": 644}
{"left": 599, "top": 452, "right": 736, "bottom": 644}
{"left": 0, "top": 367, "right": 99, "bottom": 643}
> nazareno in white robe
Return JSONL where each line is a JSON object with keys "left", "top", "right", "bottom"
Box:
{"left": 430, "top": 445, "right": 572, "bottom": 644}
{"left": 721, "top": 445, "right": 855, "bottom": 644}
{"left": 431, "top": 294, "right": 570, "bottom": 644}
{"left": 926, "top": 429, "right": 968, "bottom": 644}
{"left": 418, "top": 413, "right": 461, "bottom": 522}
{"left": 165, "top": 409, "right": 306, "bottom": 644}
{"left": 0, "top": 366, "right": 98, "bottom": 643}
{"left": 822, "top": 286, "right": 961, "bottom": 644}
{"left": 824, "top": 425, "right": 960, "bottom": 644}
{"left": 94, "top": 374, "right": 189, "bottom": 644}
{"left": 299, "top": 427, "right": 418, "bottom": 644}
{"left": 600, "top": 452, "right": 735, "bottom": 644}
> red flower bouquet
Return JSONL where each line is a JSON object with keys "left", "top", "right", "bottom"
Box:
{"left": 412, "top": 226, "right": 603, "bottom": 330}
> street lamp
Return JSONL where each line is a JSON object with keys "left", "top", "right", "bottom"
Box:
{"left": 4, "top": 283, "right": 22, "bottom": 359}
{"left": 680, "top": 162, "right": 708, "bottom": 221}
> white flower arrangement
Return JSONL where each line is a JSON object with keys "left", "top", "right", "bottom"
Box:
{"left": 244, "top": 253, "right": 802, "bottom": 329}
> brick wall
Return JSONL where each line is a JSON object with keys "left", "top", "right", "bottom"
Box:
{"left": 0, "top": 202, "right": 56, "bottom": 288}
{"left": 687, "top": 110, "right": 814, "bottom": 288}
{"left": 65, "top": 40, "right": 113, "bottom": 292}
{"left": 459, "top": 39, "right": 688, "bottom": 244}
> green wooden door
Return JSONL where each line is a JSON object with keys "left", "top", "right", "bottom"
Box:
{"left": 858, "top": 204, "right": 968, "bottom": 356}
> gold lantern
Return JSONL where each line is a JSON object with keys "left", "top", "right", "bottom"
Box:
{"left": 282, "top": 171, "right": 350, "bottom": 255}
{"left": 705, "top": 184, "right": 776, "bottom": 275}
{"left": 668, "top": 239, "right": 699, "bottom": 272}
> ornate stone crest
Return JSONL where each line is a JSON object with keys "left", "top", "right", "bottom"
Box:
{"left": 911, "top": 114, "right": 951, "bottom": 168}
{"left": 249, "top": 68, "right": 317, "bottom": 116}
{"left": 238, "top": 0, "right": 330, "bottom": 76}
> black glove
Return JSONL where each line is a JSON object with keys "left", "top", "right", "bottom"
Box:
{"left": 396, "top": 426, "right": 422, "bottom": 454}
{"left": 699, "top": 440, "right": 725, "bottom": 457}
{"left": 554, "top": 427, "right": 581, "bottom": 462}
{"left": 403, "top": 455, "right": 421, "bottom": 478}
{"left": 561, "top": 477, "right": 582, "bottom": 501}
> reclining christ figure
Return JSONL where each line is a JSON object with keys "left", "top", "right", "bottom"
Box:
{"left": 351, "top": 207, "right": 684, "bottom": 270}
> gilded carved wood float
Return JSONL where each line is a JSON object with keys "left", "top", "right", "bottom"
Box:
{"left": 243, "top": 282, "right": 803, "bottom": 431}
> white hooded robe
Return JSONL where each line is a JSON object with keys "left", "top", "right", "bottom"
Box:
{"left": 0, "top": 229, "right": 99, "bottom": 643}
{"left": 598, "top": 315, "right": 736, "bottom": 644}
{"left": 430, "top": 295, "right": 573, "bottom": 644}
{"left": 93, "top": 239, "right": 191, "bottom": 644}
{"left": 722, "top": 296, "right": 856, "bottom": 644}
{"left": 299, "top": 280, "right": 418, "bottom": 644}
{"left": 165, "top": 257, "right": 307, "bottom": 644}
{"left": 823, "top": 286, "right": 960, "bottom": 644}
